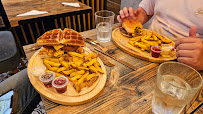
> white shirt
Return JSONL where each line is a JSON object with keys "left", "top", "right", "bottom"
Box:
{"left": 139, "top": 0, "right": 203, "bottom": 42}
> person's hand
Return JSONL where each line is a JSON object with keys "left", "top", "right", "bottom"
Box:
{"left": 117, "top": 7, "right": 142, "bottom": 23}
{"left": 175, "top": 26, "right": 203, "bottom": 70}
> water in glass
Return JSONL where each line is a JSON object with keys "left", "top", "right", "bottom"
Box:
{"left": 96, "top": 22, "right": 112, "bottom": 42}
{"left": 152, "top": 75, "right": 193, "bottom": 114}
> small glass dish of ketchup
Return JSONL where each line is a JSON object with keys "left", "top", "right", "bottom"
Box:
{"left": 52, "top": 76, "right": 69, "bottom": 93}
{"left": 151, "top": 46, "right": 162, "bottom": 58}
{"left": 39, "top": 71, "right": 55, "bottom": 88}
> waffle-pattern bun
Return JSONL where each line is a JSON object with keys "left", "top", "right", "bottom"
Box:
{"left": 36, "top": 28, "right": 85, "bottom": 46}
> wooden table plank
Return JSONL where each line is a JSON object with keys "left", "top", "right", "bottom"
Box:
{"left": 23, "top": 23, "right": 203, "bottom": 114}
{"left": 2, "top": 0, "right": 91, "bottom": 27}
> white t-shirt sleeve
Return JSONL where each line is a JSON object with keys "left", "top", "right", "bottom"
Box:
{"left": 139, "top": 0, "right": 155, "bottom": 15}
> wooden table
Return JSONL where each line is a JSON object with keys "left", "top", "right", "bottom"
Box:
{"left": 2, "top": 0, "right": 91, "bottom": 27}
{"left": 23, "top": 24, "right": 203, "bottom": 114}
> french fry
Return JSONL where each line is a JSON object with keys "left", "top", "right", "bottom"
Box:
{"left": 70, "top": 70, "right": 85, "bottom": 77}
{"left": 59, "top": 56, "right": 64, "bottom": 63}
{"left": 86, "top": 53, "right": 97, "bottom": 59}
{"left": 62, "top": 69, "right": 76, "bottom": 76}
{"left": 61, "top": 61, "right": 69, "bottom": 69}
{"left": 152, "top": 35, "right": 158, "bottom": 41}
{"left": 73, "top": 74, "right": 83, "bottom": 80}
{"left": 78, "top": 67, "right": 89, "bottom": 71}
{"left": 133, "top": 42, "right": 150, "bottom": 51}
{"left": 86, "top": 73, "right": 97, "bottom": 81}
{"left": 54, "top": 50, "right": 64, "bottom": 57}
{"left": 153, "top": 31, "right": 171, "bottom": 43}
{"left": 55, "top": 72, "right": 64, "bottom": 77}
{"left": 87, "top": 58, "right": 97, "bottom": 66}
{"left": 145, "top": 32, "right": 152, "bottom": 40}
{"left": 89, "top": 65, "right": 98, "bottom": 73}
{"left": 44, "top": 58, "right": 59, "bottom": 63}
{"left": 95, "top": 66, "right": 104, "bottom": 74}
{"left": 48, "top": 67, "right": 58, "bottom": 72}
{"left": 57, "top": 67, "right": 66, "bottom": 72}
{"left": 44, "top": 62, "right": 52, "bottom": 69}
{"left": 78, "top": 72, "right": 89, "bottom": 85}
{"left": 129, "top": 36, "right": 142, "bottom": 41}
{"left": 44, "top": 59, "right": 61, "bottom": 67}
{"left": 69, "top": 52, "right": 84, "bottom": 58}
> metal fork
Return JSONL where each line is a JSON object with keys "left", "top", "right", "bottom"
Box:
{"left": 85, "top": 38, "right": 118, "bottom": 54}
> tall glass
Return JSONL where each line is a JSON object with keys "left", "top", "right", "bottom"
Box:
{"left": 95, "top": 10, "right": 115, "bottom": 42}
{"left": 152, "top": 62, "right": 202, "bottom": 114}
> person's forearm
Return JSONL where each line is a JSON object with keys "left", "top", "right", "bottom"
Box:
{"left": 137, "top": 7, "right": 153, "bottom": 24}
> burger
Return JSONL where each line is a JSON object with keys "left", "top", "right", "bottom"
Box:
{"left": 119, "top": 20, "right": 143, "bottom": 38}
{"left": 36, "top": 28, "right": 85, "bottom": 57}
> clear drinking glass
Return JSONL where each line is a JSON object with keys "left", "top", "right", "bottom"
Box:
{"left": 95, "top": 10, "right": 115, "bottom": 42}
{"left": 152, "top": 62, "right": 202, "bottom": 114}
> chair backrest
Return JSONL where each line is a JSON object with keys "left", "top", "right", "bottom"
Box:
{"left": 121, "top": 0, "right": 153, "bottom": 29}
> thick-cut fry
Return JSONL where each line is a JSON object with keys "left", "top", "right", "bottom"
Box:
{"left": 69, "top": 52, "right": 84, "bottom": 58}
{"left": 153, "top": 31, "right": 171, "bottom": 43}
{"left": 70, "top": 70, "right": 85, "bottom": 77}
{"left": 44, "top": 59, "right": 61, "bottom": 67}
{"left": 78, "top": 72, "right": 89, "bottom": 85}
{"left": 62, "top": 69, "right": 76, "bottom": 75}
{"left": 86, "top": 76, "right": 99, "bottom": 87}
{"left": 54, "top": 50, "right": 64, "bottom": 57}
{"left": 129, "top": 36, "right": 142, "bottom": 41}
{"left": 59, "top": 56, "right": 64, "bottom": 62}
{"left": 48, "top": 67, "right": 58, "bottom": 72}
{"left": 95, "top": 66, "right": 104, "bottom": 74}
{"left": 78, "top": 67, "right": 89, "bottom": 71}
{"left": 86, "top": 53, "right": 97, "bottom": 59}
{"left": 87, "top": 58, "right": 97, "bottom": 66}
{"left": 86, "top": 73, "right": 97, "bottom": 81}
{"left": 61, "top": 61, "right": 69, "bottom": 69}
{"left": 89, "top": 65, "right": 98, "bottom": 73}
{"left": 57, "top": 67, "right": 66, "bottom": 72}
{"left": 134, "top": 42, "right": 150, "bottom": 51}
{"left": 152, "top": 35, "right": 158, "bottom": 41}
{"left": 44, "top": 62, "right": 52, "bottom": 69}
{"left": 55, "top": 72, "right": 64, "bottom": 77}
{"left": 74, "top": 74, "right": 83, "bottom": 80}
{"left": 44, "top": 58, "right": 59, "bottom": 63}
{"left": 145, "top": 32, "right": 152, "bottom": 40}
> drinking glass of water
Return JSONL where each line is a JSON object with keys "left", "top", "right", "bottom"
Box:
{"left": 153, "top": 62, "right": 202, "bottom": 114}
{"left": 95, "top": 10, "right": 115, "bottom": 42}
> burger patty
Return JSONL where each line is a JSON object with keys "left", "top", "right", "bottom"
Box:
{"left": 119, "top": 27, "right": 133, "bottom": 37}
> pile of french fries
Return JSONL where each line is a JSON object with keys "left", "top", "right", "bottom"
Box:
{"left": 42, "top": 50, "right": 104, "bottom": 93}
{"left": 129, "top": 31, "right": 173, "bottom": 52}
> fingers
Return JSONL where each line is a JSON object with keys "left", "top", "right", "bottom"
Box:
{"left": 123, "top": 7, "right": 129, "bottom": 17}
{"left": 189, "top": 26, "right": 196, "bottom": 38}
{"left": 175, "top": 38, "right": 197, "bottom": 48}
{"left": 129, "top": 7, "right": 134, "bottom": 16}
{"left": 176, "top": 43, "right": 197, "bottom": 51}
{"left": 117, "top": 15, "right": 122, "bottom": 23}
{"left": 176, "top": 50, "right": 194, "bottom": 58}
{"left": 177, "top": 57, "right": 194, "bottom": 66}
{"left": 119, "top": 10, "right": 125, "bottom": 18}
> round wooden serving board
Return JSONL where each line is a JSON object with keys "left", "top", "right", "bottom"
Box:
{"left": 27, "top": 47, "right": 107, "bottom": 105}
{"left": 112, "top": 28, "right": 177, "bottom": 63}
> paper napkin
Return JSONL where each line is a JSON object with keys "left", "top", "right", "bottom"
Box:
{"left": 16, "top": 10, "right": 48, "bottom": 17}
{"left": 61, "top": 2, "right": 80, "bottom": 7}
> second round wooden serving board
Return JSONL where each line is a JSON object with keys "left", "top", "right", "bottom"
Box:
{"left": 112, "top": 28, "right": 177, "bottom": 63}
{"left": 27, "top": 47, "right": 107, "bottom": 105}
